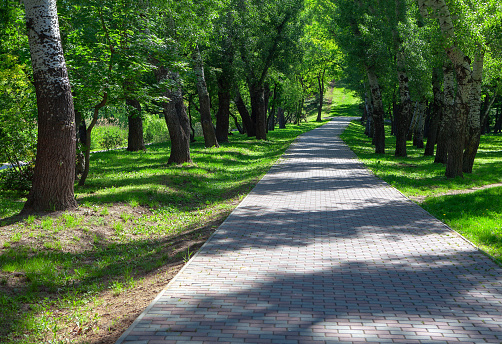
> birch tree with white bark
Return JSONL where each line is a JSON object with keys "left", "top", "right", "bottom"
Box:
{"left": 22, "top": 0, "right": 78, "bottom": 212}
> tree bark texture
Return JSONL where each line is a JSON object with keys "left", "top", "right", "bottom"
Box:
{"left": 267, "top": 84, "right": 278, "bottom": 131}
{"left": 425, "top": 67, "right": 443, "bottom": 156}
{"left": 366, "top": 68, "right": 385, "bottom": 154}
{"left": 22, "top": 0, "right": 78, "bottom": 213}
{"left": 435, "top": 62, "right": 454, "bottom": 164}
{"left": 155, "top": 67, "right": 192, "bottom": 164}
{"left": 74, "top": 110, "right": 86, "bottom": 178}
{"left": 193, "top": 46, "right": 219, "bottom": 148}
{"left": 277, "top": 107, "right": 286, "bottom": 129}
{"left": 419, "top": 0, "right": 473, "bottom": 178}
{"left": 235, "top": 93, "right": 255, "bottom": 136}
{"left": 462, "top": 52, "right": 484, "bottom": 173}
{"left": 249, "top": 82, "right": 267, "bottom": 140}
{"left": 480, "top": 91, "right": 496, "bottom": 134}
{"left": 395, "top": 56, "right": 412, "bottom": 157}
{"left": 126, "top": 97, "right": 146, "bottom": 151}
{"left": 412, "top": 101, "right": 426, "bottom": 149}
{"left": 215, "top": 74, "right": 231, "bottom": 143}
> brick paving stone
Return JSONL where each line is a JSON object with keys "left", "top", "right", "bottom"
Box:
{"left": 116, "top": 118, "right": 502, "bottom": 343}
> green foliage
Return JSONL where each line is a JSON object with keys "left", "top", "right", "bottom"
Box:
{"left": 91, "top": 125, "right": 127, "bottom": 151}
{"left": 0, "top": 163, "right": 34, "bottom": 192}
{"left": 143, "top": 115, "right": 169, "bottom": 144}
{"left": 0, "top": 3, "right": 37, "bottom": 177}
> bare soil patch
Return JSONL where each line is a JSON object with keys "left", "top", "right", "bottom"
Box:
{"left": 409, "top": 182, "right": 502, "bottom": 203}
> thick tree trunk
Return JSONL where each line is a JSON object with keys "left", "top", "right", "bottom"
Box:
{"left": 155, "top": 67, "right": 192, "bottom": 164}
{"left": 435, "top": 62, "right": 454, "bottom": 164}
{"left": 366, "top": 68, "right": 385, "bottom": 154}
{"left": 425, "top": 67, "right": 443, "bottom": 156}
{"left": 22, "top": 0, "right": 78, "bottom": 213}
{"left": 215, "top": 75, "right": 231, "bottom": 143}
{"left": 193, "top": 46, "right": 219, "bottom": 148}
{"left": 445, "top": 54, "right": 472, "bottom": 178}
{"left": 419, "top": 0, "right": 472, "bottom": 178}
{"left": 249, "top": 82, "right": 267, "bottom": 140}
{"left": 395, "top": 60, "right": 412, "bottom": 157}
{"left": 235, "top": 93, "right": 255, "bottom": 136}
{"left": 126, "top": 97, "right": 145, "bottom": 151}
{"left": 277, "top": 108, "right": 286, "bottom": 129}
{"left": 463, "top": 52, "right": 484, "bottom": 173}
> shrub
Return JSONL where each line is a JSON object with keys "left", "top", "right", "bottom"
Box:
{"left": 91, "top": 125, "right": 127, "bottom": 151}
{"left": 0, "top": 161, "right": 34, "bottom": 192}
{"left": 143, "top": 115, "right": 169, "bottom": 143}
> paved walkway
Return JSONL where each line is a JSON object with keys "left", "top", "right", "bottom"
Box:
{"left": 117, "top": 118, "right": 502, "bottom": 344}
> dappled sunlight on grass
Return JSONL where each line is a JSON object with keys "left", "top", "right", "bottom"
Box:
{"left": 0, "top": 115, "right": 328, "bottom": 343}
{"left": 341, "top": 121, "right": 502, "bottom": 197}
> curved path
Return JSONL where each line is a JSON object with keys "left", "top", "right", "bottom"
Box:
{"left": 117, "top": 118, "right": 502, "bottom": 344}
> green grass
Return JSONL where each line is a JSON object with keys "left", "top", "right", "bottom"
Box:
{"left": 341, "top": 120, "right": 502, "bottom": 264}
{"left": 330, "top": 87, "right": 361, "bottom": 117}
{"left": 0, "top": 112, "right": 329, "bottom": 343}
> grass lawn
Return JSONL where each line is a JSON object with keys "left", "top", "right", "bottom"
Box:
{"left": 341, "top": 120, "right": 502, "bottom": 264}
{"left": 0, "top": 106, "right": 338, "bottom": 343}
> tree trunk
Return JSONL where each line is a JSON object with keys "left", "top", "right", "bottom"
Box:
{"left": 435, "top": 62, "right": 454, "bottom": 164}
{"left": 481, "top": 91, "right": 497, "bottom": 134}
{"left": 495, "top": 106, "right": 502, "bottom": 133}
{"left": 277, "top": 107, "right": 286, "bottom": 129}
{"left": 268, "top": 83, "right": 278, "bottom": 131}
{"left": 126, "top": 97, "right": 145, "bottom": 151}
{"left": 413, "top": 101, "right": 426, "bottom": 149}
{"left": 22, "top": 0, "right": 78, "bottom": 213}
{"left": 230, "top": 112, "right": 245, "bottom": 134}
{"left": 264, "top": 83, "right": 271, "bottom": 132}
{"left": 445, "top": 55, "right": 472, "bottom": 178}
{"left": 316, "top": 69, "right": 326, "bottom": 122}
{"left": 425, "top": 67, "right": 443, "bottom": 156}
{"left": 463, "top": 52, "right": 484, "bottom": 173}
{"left": 215, "top": 75, "right": 231, "bottom": 143}
{"left": 235, "top": 93, "right": 255, "bottom": 136}
{"left": 419, "top": 0, "right": 472, "bottom": 178}
{"left": 249, "top": 82, "right": 267, "bottom": 140}
{"left": 75, "top": 110, "right": 86, "bottom": 178}
{"left": 193, "top": 45, "right": 219, "bottom": 148}
{"left": 155, "top": 66, "right": 192, "bottom": 164}
{"left": 366, "top": 68, "right": 385, "bottom": 154}
{"left": 79, "top": 93, "right": 107, "bottom": 186}
{"left": 395, "top": 58, "right": 412, "bottom": 157}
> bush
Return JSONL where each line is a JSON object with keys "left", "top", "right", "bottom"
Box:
{"left": 91, "top": 125, "right": 127, "bottom": 151}
{"left": 143, "top": 115, "right": 169, "bottom": 143}
{"left": 0, "top": 162, "right": 34, "bottom": 192}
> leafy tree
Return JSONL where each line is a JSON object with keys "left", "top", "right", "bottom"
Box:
{"left": 22, "top": 0, "right": 78, "bottom": 212}
{"left": 233, "top": 0, "right": 305, "bottom": 140}
{"left": 0, "top": 1, "right": 37, "bottom": 191}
